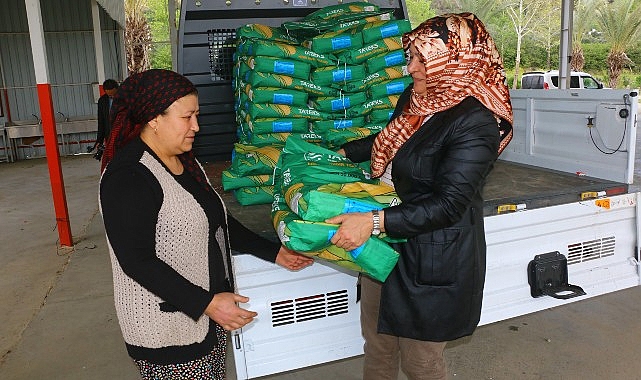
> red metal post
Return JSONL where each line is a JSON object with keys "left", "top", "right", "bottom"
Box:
{"left": 37, "top": 83, "right": 73, "bottom": 246}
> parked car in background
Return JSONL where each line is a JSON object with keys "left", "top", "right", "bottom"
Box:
{"left": 521, "top": 70, "right": 606, "bottom": 89}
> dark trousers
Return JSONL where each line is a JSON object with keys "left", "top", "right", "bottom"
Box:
{"left": 360, "top": 275, "right": 448, "bottom": 380}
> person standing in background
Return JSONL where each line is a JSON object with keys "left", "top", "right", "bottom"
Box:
{"left": 89, "top": 79, "right": 119, "bottom": 160}
{"left": 327, "top": 13, "right": 514, "bottom": 380}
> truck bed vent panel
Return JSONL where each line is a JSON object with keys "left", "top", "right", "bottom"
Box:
{"left": 567, "top": 236, "right": 616, "bottom": 264}
{"left": 207, "top": 29, "right": 236, "bottom": 82}
{"left": 270, "top": 289, "right": 349, "bottom": 327}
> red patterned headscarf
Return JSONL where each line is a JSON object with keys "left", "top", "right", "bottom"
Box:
{"left": 101, "top": 69, "right": 211, "bottom": 192}
{"left": 370, "top": 13, "right": 513, "bottom": 178}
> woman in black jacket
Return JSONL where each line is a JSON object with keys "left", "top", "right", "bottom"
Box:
{"left": 326, "top": 13, "right": 514, "bottom": 380}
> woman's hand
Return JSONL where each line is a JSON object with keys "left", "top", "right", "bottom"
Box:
{"left": 204, "top": 292, "right": 257, "bottom": 331}
{"left": 276, "top": 246, "right": 314, "bottom": 270}
{"left": 325, "top": 212, "right": 375, "bottom": 251}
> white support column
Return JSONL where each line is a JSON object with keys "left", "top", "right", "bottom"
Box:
{"left": 24, "top": 0, "right": 73, "bottom": 247}
{"left": 120, "top": 28, "right": 128, "bottom": 78}
{"left": 25, "top": 0, "right": 49, "bottom": 84}
{"left": 92, "top": 0, "right": 106, "bottom": 87}
{"left": 558, "top": 0, "right": 573, "bottom": 89}
{"left": 168, "top": 0, "right": 178, "bottom": 71}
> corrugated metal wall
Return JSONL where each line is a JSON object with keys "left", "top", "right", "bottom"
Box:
{"left": 0, "top": 0, "right": 123, "bottom": 122}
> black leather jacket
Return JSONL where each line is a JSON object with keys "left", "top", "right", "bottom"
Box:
{"left": 342, "top": 87, "right": 500, "bottom": 341}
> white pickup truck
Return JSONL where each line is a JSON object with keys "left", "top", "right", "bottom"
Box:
{"left": 177, "top": 1, "right": 640, "bottom": 379}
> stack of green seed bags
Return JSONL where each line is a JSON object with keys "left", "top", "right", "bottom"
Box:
{"left": 271, "top": 137, "right": 402, "bottom": 282}
{"left": 225, "top": 3, "right": 413, "bottom": 206}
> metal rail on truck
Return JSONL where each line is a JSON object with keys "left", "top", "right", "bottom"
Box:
{"left": 178, "top": 0, "right": 408, "bottom": 162}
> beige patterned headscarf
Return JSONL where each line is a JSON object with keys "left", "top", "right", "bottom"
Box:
{"left": 370, "top": 13, "right": 513, "bottom": 178}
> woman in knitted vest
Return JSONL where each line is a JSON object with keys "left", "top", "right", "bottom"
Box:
{"left": 99, "top": 69, "right": 313, "bottom": 379}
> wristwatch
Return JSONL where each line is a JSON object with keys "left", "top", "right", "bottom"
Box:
{"left": 371, "top": 210, "right": 381, "bottom": 236}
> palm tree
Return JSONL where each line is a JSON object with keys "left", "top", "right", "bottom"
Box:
{"left": 595, "top": 0, "right": 641, "bottom": 88}
{"left": 571, "top": 0, "right": 596, "bottom": 72}
{"left": 125, "top": 0, "right": 152, "bottom": 74}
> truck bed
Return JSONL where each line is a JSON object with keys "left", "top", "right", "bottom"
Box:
{"left": 205, "top": 159, "right": 629, "bottom": 235}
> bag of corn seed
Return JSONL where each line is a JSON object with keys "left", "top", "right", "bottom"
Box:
{"left": 245, "top": 86, "right": 309, "bottom": 106}
{"left": 368, "top": 108, "right": 396, "bottom": 123}
{"left": 343, "top": 65, "right": 409, "bottom": 92}
{"left": 239, "top": 39, "right": 337, "bottom": 67}
{"left": 245, "top": 103, "right": 328, "bottom": 121}
{"left": 234, "top": 185, "right": 275, "bottom": 206}
{"left": 323, "top": 127, "right": 382, "bottom": 149}
{"left": 247, "top": 71, "right": 341, "bottom": 97}
{"left": 305, "top": 29, "right": 364, "bottom": 54}
{"left": 221, "top": 171, "right": 273, "bottom": 191}
{"left": 366, "top": 49, "right": 406, "bottom": 73}
{"left": 346, "top": 95, "right": 400, "bottom": 117}
{"left": 236, "top": 24, "right": 300, "bottom": 45}
{"left": 277, "top": 137, "right": 374, "bottom": 193}
{"left": 328, "top": 11, "right": 394, "bottom": 33}
{"left": 367, "top": 76, "right": 413, "bottom": 99}
{"left": 311, "top": 64, "right": 367, "bottom": 87}
{"left": 361, "top": 19, "right": 412, "bottom": 44}
{"left": 312, "top": 117, "right": 367, "bottom": 134}
{"left": 336, "top": 36, "right": 402, "bottom": 64}
{"left": 271, "top": 195, "right": 366, "bottom": 273}
{"left": 303, "top": 2, "right": 380, "bottom": 21}
{"left": 229, "top": 143, "right": 281, "bottom": 176}
{"left": 247, "top": 117, "right": 309, "bottom": 134}
{"left": 247, "top": 56, "right": 312, "bottom": 80}
{"left": 310, "top": 92, "right": 368, "bottom": 113}
{"left": 249, "top": 131, "right": 324, "bottom": 147}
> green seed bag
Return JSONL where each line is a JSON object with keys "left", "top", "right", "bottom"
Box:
{"left": 247, "top": 117, "right": 309, "bottom": 134}
{"left": 342, "top": 65, "right": 408, "bottom": 92}
{"left": 361, "top": 19, "right": 412, "bottom": 44}
{"left": 366, "top": 49, "right": 406, "bottom": 73}
{"left": 346, "top": 95, "right": 400, "bottom": 117}
{"left": 323, "top": 127, "right": 381, "bottom": 149}
{"left": 247, "top": 56, "right": 312, "bottom": 80}
{"left": 305, "top": 29, "right": 364, "bottom": 55}
{"left": 336, "top": 36, "right": 402, "bottom": 64}
{"left": 246, "top": 103, "right": 329, "bottom": 121}
{"left": 312, "top": 117, "right": 367, "bottom": 134}
{"left": 245, "top": 86, "right": 309, "bottom": 106}
{"left": 230, "top": 143, "right": 282, "bottom": 176}
{"left": 367, "top": 76, "right": 414, "bottom": 99}
{"left": 239, "top": 39, "right": 337, "bottom": 67}
{"left": 369, "top": 108, "right": 396, "bottom": 123}
{"left": 303, "top": 2, "right": 380, "bottom": 21}
{"left": 221, "top": 171, "right": 273, "bottom": 191}
{"left": 311, "top": 64, "right": 367, "bottom": 87}
{"left": 234, "top": 186, "right": 275, "bottom": 206}
{"left": 236, "top": 24, "right": 300, "bottom": 45}
{"left": 310, "top": 92, "right": 368, "bottom": 113}
{"left": 249, "top": 131, "right": 324, "bottom": 147}
{"left": 246, "top": 71, "right": 340, "bottom": 97}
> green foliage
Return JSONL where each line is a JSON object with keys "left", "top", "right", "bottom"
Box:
{"left": 146, "top": 0, "right": 173, "bottom": 70}
{"left": 405, "top": 0, "right": 436, "bottom": 28}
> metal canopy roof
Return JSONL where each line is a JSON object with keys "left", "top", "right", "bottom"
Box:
{"left": 96, "top": 0, "right": 125, "bottom": 29}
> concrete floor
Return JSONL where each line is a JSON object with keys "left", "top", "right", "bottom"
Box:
{"left": 2, "top": 148, "right": 641, "bottom": 380}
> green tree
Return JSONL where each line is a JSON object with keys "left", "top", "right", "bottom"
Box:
{"left": 125, "top": 0, "right": 151, "bottom": 74}
{"left": 147, "top": 0, "right": 173, "bottom": 69}
{"left": 505, "top": 0, "right": 547, "bottom": 88}
{"left": 405, "top": 0, "right": 436, "bottom": 28}
{"left": 595, "top": 0, "right": 641, "bottom": 87}
{"left": 571, "top": 0, "right": 597, "bottom": 71}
